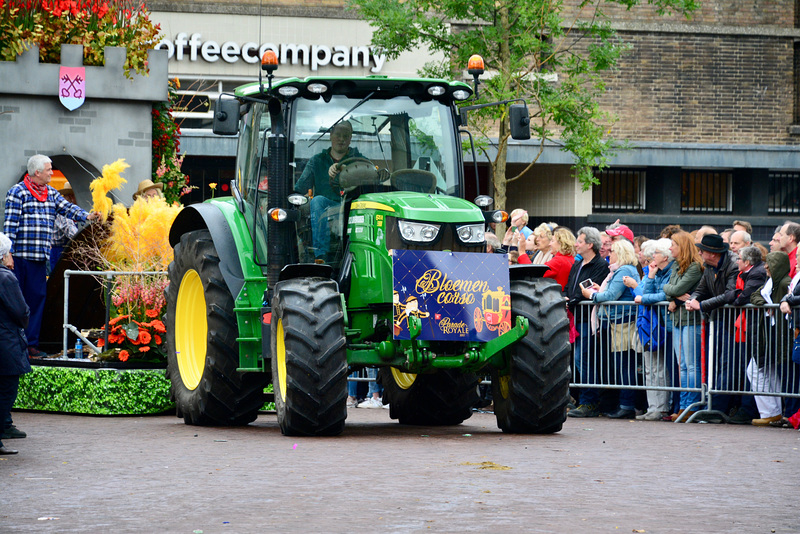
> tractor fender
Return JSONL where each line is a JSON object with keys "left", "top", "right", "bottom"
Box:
{"left": 509, "top": 264, "right": 549, "bottom": 281}
{"left": 169, "top": 202, "right": 246, "bottom": 299}
{"left": 278, "top": 263, "right": 335, "bottom": 283}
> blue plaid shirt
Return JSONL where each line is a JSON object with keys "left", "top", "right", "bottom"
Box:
{"left": 4, "top": 183, "right": 88, "bottom": 262}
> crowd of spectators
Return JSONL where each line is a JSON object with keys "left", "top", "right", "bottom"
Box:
{"left": 493, "top": 210, "right": 800, "bottom": 429}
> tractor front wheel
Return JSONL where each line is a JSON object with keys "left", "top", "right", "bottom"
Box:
{"left": 165, "top": 230, "right": 268, "bottom": 426}
{"left": 492, "top": 279, "right": 571, "bottom": 434}
{"left": 271, "top": 278, "right": 348, "bottom": 436}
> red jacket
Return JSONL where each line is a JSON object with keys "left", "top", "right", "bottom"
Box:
{"left": 543, "top": 252, "right": 575, "bottom": 290}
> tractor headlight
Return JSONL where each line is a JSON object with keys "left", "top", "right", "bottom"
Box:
{"left": 456, "top": 223, "right": 485, "bottom": 244}
{"left": 398, "top": 220, "right": 440, "bottom": 243}
{"left": 278, "top": 85, "right": 300, "bottom": 97}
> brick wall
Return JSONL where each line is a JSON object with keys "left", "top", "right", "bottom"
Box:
{"left": 562, "top": 0, "right": 795, "bottom": 27}
{"left": 598, "top": 32, "right": 797, "bottom": 145}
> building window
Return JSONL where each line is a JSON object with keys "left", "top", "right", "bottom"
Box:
{"left": 681, "top": 169, "right": 732, "bottom": 213}
{"left": 768, "top": 171, "right": 800, "bottom": 215}
{"left": 592, "top": 168, "right": 646, "bottom": 211}
{"left": 172, "top": 79, "right": 225, "bottom": 130}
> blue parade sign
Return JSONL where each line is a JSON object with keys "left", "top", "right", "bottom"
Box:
{"left": 392, "top": 249, "right": 511, "bottom": 341}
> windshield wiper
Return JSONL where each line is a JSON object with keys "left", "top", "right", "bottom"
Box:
{"left": 308, "top": 91, "right": 376, "bottom": 148}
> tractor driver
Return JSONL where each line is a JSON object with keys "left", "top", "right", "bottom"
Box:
{"left": 294, "top": 120, "right": 363, "bottom": 263}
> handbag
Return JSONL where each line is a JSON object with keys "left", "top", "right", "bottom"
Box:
{"left": 610, "top": 320, "right": 638, "bottom": 352}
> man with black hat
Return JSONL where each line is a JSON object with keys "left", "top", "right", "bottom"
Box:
{"left": 685, "top": 233, "right": 740, "bottom": 422}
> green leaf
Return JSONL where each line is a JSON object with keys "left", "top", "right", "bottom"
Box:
{"left": 123, "top": 322, "right": 140, "bottom": 340}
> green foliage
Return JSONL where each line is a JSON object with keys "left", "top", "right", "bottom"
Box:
{"left": 347, "top": 0, "right": 698, "bottom": 201}
{"left": 0, "top": 1, "right": 162, "bottom": 79}
{"left": 261, "top": 383, "right": 275, "bottom": 412}
{"left": 14, "top": 366, "right": 174, "bottom": 415}
{"left": 152, "top": 79, "right": 195, "bottom": 204}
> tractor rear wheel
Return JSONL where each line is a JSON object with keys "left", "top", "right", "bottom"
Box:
{"left": 381, "top": 368, "right": 478, "bottom": 426}
{"left": 165, "top": 230, "right": 268, "bottom": 426}
{"left": 492, "top": 279, "right": 571, "bottom": 434}
{"left": 271, "top": 278, "right": 348, "bottom": 436}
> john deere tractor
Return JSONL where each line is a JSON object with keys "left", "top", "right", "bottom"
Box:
{"left": 165, "top": 55, "right": 571, "bottom": 436}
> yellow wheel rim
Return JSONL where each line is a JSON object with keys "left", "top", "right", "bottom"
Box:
{"left": 498, "top": 374, "right": 510, "bottom": 399}
{"left": 276, "top": 319, "right": 287, "bottom": 402}
{"left": 175, "top": 269, "right": 207, "bottom": 390}
{"left": 391, "top": 367, "right": 416, "bottom": 390}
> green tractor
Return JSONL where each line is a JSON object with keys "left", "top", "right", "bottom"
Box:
{"left": 165, "top": 56, "right": 571, "bottom": 436}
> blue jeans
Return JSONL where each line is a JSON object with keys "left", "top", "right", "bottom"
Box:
{"left": 615, "top": 350, "right": 640, "bottom": 411}
{"left": 348, "top": 371, "right": 359, "bottom": 398}
{"left": 672, "top": 324, "right": 702, "bottom": 410}
{"left": 574, "top": 322, "right": 600, "bottom": 406}
{"left": 14, "top": 258, "right": 47, "bottom": 348}
{"left": 367, "top": 367, "right": 382, "bottom": 397}
{"left": 309, "top": 195, "right": 340, "bottom": 260}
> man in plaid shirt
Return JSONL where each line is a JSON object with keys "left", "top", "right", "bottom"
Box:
{"left": 3, "top": 155, "right": 99, "bottom": 357}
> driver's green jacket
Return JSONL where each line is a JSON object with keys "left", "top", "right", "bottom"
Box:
{"left": 294, "top": 147, "right": 364, "bottom": 202}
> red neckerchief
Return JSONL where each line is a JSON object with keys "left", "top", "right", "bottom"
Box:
{"left": 23, "top": 174, "right": 48, "bottom": 202}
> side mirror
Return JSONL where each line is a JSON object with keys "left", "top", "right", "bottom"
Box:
{"left": 509, "top": 104, "right": 530, "bottom": 140}
{"left": 213, "top": 98, "right": 240, "bottom": 136}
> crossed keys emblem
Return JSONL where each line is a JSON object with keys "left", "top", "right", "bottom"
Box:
{"left": 58, "top": 66, "right": 86, "bottom": 111}
{"left": 60, "top": 73, "right": 84, "bottom": 99}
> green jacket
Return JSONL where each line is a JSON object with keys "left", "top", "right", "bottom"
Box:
{"left": 663, "top": 261, "right": 703, "bottom": 328}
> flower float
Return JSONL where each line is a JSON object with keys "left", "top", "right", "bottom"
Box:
{"left": 78, "top": 158, "right": 181, "bottom": 363}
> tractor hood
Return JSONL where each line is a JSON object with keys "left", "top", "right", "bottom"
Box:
{"left": 351, "top": 192, "right": 485, "bottom": 223}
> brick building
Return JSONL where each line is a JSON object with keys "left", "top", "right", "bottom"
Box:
{"left": 150, "top": 0, "right": 800, "bottom": 240}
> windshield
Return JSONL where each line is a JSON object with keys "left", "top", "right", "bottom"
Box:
{"left": 291, "top": 95, "right": 460, "bottom": 197}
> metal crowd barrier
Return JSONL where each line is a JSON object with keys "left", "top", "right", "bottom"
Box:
{"left": 570, "top": 300, "right": 800, "bottom": 423}
{"left": 62, "top": 269, "right": 166, "bottom": 358}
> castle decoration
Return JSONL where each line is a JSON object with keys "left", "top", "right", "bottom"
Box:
{"left": 0, "top": 43, "right": 168, "bottom": 212}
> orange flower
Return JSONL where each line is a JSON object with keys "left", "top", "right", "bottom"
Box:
{"left": 145, "top": 309, "right": 159, "bottom": 318}
{"left": 108, "top": 333, "right": 124, "bottom": 343}
{"left": 139, "top": 330, "right": 152, "bottom": 345}
{"left": 154, "top": 334, "right": 162, "bottom": 345}
{"left": 138, "top": 346, "right": 151, "bottom": 352}
{"left": 109, "top": 314, "right": 132, "bottom": 326}
{"left": 151, "top": 320, "right": 166, "bottom": 333}
{"left": 97, "top": 338, "right": 105, "bottom": 347}
{"left": 119, "top": 350, "right": 130, "bottom": 362}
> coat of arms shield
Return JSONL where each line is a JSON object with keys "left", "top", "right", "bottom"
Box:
{"left": 59, "top": 66, "right": 86, "bottom": 111}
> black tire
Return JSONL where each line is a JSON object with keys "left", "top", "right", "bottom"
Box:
{"left": 165, "top": 230, "right": 268, "bottom": 426}
{"left": 271, "top": 278, "right": 348, "bottom": 436}
{"left": 492, "top": 279, "right": 571, "bottom": 434}
{"left": 381, "top": 368, "right": 479, "bottom": 426}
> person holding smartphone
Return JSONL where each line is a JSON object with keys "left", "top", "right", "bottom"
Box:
{"left": 565, "top": 227, "right": 610, "bottom": 418}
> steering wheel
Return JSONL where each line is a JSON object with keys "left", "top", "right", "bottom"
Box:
{"left": 333, "top": 157, "right": 381, "bottom": 191}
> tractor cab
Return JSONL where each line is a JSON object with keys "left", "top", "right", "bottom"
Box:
{"left": 226, "top": 76, "right": 473, "bottom": 274}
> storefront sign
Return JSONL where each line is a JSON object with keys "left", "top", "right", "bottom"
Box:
{"left": 392, "top": 250, "right": 511, "bottom": 342}
{"left": 155, "top": 33, "right": 387, "bottom": 73}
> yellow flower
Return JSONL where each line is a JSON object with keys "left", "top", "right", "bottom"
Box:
{"left": 100, "top": 196, "right": 181, "bottom": 271}
{"left": 90, "top": 159, "right": 129, "bottom": 221}
{"left": 209, "top": 183, "right": 217, "bottom": 190}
